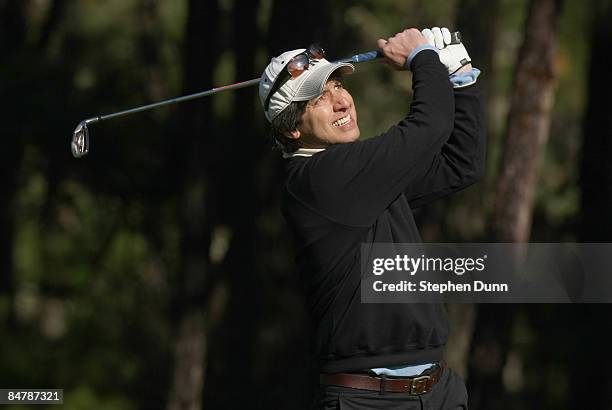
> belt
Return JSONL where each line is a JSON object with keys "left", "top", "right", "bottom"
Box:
{"left": 319, "top": 360, "right": 446, "bottom": 395}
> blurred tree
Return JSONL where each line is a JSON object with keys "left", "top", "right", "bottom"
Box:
{"left": 138, "top": 0, "right": 166, "bottom": 102}
{"left": 469, "top": 1, "right": 564, "bottom": 409}
{"left": 570, "top": 0, "right": 612, "bottom": 408}
{"left": 456, "top": 0, "right": 500, "bottom": 119}
{"left": 579, "top": 1, "right": 612, "bottom": 242}
{"left": 0, "top": 0, "right": 28, "bottom": 324}
{"left": 202, "top": 0, "right": 262, "bottom": 406}
{"left": 36, "top": 0, "right": 66, "bottom": 51}
{"left": 491, "top": 2, "right": 563, "bottom": 243}
{"left": 166, "top": 0, "right": 219, "bottom": 409}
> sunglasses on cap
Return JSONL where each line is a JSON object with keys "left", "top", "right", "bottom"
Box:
{"left": 264, "top": 44, "right": 326, "bottom": 111}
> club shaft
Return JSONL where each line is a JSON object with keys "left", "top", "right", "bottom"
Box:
{"left": 90, "top": 52, "right": 377, "bottom": 122}
{"left": 82, "top": 31, "right": 461, "bottom": 122}
{"left": 93, "top": 78, "right": 261, "bottom": 122}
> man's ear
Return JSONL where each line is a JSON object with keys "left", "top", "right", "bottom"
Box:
{"left": 287, "top": 129, "right": 301, "bottom": 140}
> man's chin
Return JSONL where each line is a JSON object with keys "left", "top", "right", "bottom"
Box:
{"left": 347, "top": 128, "right": 360, "bottom": 142}
{"left": 328, "top": 128, "right": 360, "bottom": 144}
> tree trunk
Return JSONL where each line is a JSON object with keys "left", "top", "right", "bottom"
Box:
{"left": 579, "top": 1, "right": 612, "bottom": 243}
{"left": 201, "top": 0, "right": 261, "bottom": 406}
{"left": 36, "top": 0, "right": 66, "bottom": 51}
{"left": 490, "top": 0, "right": 563, "bottom": 242}
{"left": 166, "top": 1, "right": 220, "bottom": 409}
{"left": 469, "top": 1, "right": 564, "bottom": 409}
{"left": 167, "top": 311, "right": 206, "bottom": 410}
{"left": 570, "top": 1, "right": 612, "bottom": 408}
{"left": 0, "top": 0, "right": 29, "bottom": 327}
{"left": 138, "top": 0, "right": 166, "bottom": 102}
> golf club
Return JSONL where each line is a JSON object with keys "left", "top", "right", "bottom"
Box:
{"left": 71, "top": 32, "right": 461, "bottom": 158}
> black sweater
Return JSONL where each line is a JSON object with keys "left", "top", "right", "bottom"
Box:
{"left": 281, "top": 50, "right": 485, "bottom": 373}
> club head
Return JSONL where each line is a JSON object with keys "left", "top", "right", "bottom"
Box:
{"left": 71, "top": 121, "right": 90, "bottom": 158}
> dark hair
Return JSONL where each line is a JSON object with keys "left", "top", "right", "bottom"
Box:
{"left": 269, "top": 100, "right": 309, "bottom": 154}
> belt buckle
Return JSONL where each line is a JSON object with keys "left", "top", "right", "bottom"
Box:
{"left": 409, "top": 375, "right": 431, "bottom": 395}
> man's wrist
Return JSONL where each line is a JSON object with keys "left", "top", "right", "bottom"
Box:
{"left": 449, "top": 67, "right": 481, "bottom": 88}
{"left": 454, "top": 63, "right": 473, "bottom": 74}
{"left": 405, "top": 44, "right": 439, "bottom": 69}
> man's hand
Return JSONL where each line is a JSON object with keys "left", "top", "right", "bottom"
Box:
{"left": 421, "top": 27, "right": 472, "bottom": 74}
{"left": 377, "top": 28, "right": 429, "bottom": 70}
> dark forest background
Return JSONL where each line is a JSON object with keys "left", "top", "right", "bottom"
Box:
{"left": 1, "top": 0, "right": 612, "bottom": 409}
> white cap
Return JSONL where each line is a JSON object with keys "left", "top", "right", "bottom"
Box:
{"left": 259, "top": 49, "right": 355, "bottom": 122}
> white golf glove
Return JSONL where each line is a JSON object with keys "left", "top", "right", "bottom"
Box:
{"left": 421, "top": 27, "right": 471, "bottom": 74}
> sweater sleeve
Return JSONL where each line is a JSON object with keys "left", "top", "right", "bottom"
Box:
{"left": 405, "top": 82, "right": 486, "bottom": 209}
{"left": 287, "top": 50, "right": 455, "bottom": 227}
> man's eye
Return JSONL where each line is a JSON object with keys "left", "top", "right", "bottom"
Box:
{"left": 315, "top": 93, "right": 328, "bottom": 105}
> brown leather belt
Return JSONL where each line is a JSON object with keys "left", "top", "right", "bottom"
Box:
{"left": 320, "top": 360, "right": 445, "bottom": 395}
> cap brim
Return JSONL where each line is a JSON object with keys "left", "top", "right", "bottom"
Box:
{"left": 292, "top": 62, "right": 355, "bottom": 102}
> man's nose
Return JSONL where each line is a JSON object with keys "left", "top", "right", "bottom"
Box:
{"left": 333, "top": 93, "right": 350, "bottom": 111}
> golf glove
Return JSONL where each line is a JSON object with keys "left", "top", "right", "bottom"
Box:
{"left": 421, "top": 27, "right": 471, "bottom": 74}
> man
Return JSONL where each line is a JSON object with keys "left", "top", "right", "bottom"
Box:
{"left": 259, "top": 27, "right": 484, "bottom": 409}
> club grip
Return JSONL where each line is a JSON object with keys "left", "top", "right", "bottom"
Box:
{"left": 349, "top": 50, "right": 383, "bottom": 63}
{"left": 450, "top": 31, "right": 461, "bottom": 44}
{"left": 342, "top": 31, "right": 462, "bottom": 64}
